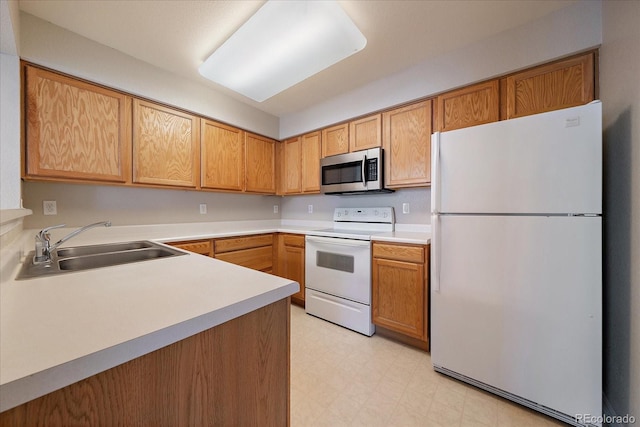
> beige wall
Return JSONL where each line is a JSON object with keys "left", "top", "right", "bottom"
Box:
{"left": 22, "top": 182, "right": 282, "bottom": 229}
{"left": 601, "top": 0, "right": 640, "bottom": 422}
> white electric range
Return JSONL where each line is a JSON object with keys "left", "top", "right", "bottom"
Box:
{"left": 304, "top": 207, "right": 395, "bottom": 336}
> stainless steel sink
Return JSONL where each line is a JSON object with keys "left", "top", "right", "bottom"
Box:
{"left": 16, "top": 240, "right": 186, "bottom": 280}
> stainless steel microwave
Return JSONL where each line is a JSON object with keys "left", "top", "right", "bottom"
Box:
{"left": 320, "top": 147, "right": 393, "bottom": 195}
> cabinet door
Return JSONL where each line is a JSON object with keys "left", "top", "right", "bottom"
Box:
{"left": 382, "top": 100, "right": 432, "bottom": 188}
{"left": 133, "top": 99, "right": 199, "bottom": 188}
{"left": 277, "top": 234, "right": 305, "bottom": 305}
{"left": 201, "top": 119, "right": 245, "bottom": 191}
{"left": 245, "top": 133, "right": 276, "bottom": 194}
{"left": 321, "top": 123, "right": 349, "bottom": 157}
{"left": 349, "top": 114, "right": 381, "bottom": 152}
{"left": 301, "top": 131, "right": 321, "bottom": 193}
{"left": 436, "top": 80, "right": 500, "bottom": 132}
{"left": 24, "top": 65, "right": 131, "bottom": 183}
{"left": 283, "top": 137, "right": 302, "bottom": 194}
{"left": 372, "top": 257, "right": 426, "bottom": 341}
{"left": 505, "top": 53, "right": 595, "bottom": 119}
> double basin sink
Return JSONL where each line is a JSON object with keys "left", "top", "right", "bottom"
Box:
{"left": 16, "top": 240, "right": 186, "bottom": 280}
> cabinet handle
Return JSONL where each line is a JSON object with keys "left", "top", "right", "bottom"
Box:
{"left": 431, "top": 214, "right": 440, "bottom": 292}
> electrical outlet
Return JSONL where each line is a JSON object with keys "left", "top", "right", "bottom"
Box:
{"left": 308, "top": 204, "right": 313, "bottom": 214}
{"left": 402, "top": 203, "right": 410, "bottom": 214}
{"left": 43, "top": 200, "right": 57, "bottom": 216}
{"left": 199, "top": 204, "right": 207, "bottom": 214}
{"left": 273, "top": 205, "right": 279, "bottom": 214}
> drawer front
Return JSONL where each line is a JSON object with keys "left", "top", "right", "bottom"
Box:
{"left": 167, "top": 240, "right": 212, "bottom": 256}
{"left": 373, "top": 243, "right": 425, "bottom": 263}
{"left": 282, "top": 234, "right": 305, "bottom": 248}
{"left": 216, "top": 246, "right": 273, "bottom": 271}
{"left": 215, "top": 234, "right": 273, "bottom": 253}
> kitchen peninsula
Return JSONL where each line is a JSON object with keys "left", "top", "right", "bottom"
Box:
{"left": 0, "top": 222, "right": 301, "bottom": 426}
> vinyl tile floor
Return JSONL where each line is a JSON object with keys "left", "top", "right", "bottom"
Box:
{"left": 290, "top": 304, "right": 568, "bottom": 427}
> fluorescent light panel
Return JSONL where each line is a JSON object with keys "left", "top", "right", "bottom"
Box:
{"left": 198, "top": 0, "right": 367, "bottom": 102}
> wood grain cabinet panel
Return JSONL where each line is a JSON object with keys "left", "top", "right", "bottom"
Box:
{"left": 436, "top": 80, "right": 500, "bottom": 132}
{"left": 132, "top": 99, "right": 200, "bottom": 188}
{"left": 275, "top": 234, "right": 305, "bottom": 306}
{"left": 166, "top": 239, "right": 213, "bottom": 257}
{"left": 301, "top": 131, "right": 321, "bottom": 193}
{"left": 245, "top": 133, "right": 276, "bottom": 194}
{"left": 349, "top": 114, "right": 382, "bottom": 152}
{"left": 214, "top": 234, "right": 274, "bottom": 272}
{"left": 282, "top": 137, "right": 302, "bottom": 194}
{"left": 382, "top": 100, "right": 432, "bottom": 188}
{"left": 24, "top": 65, "right": 131, "bottom": 183}
{"left": 321, "top": 123, "right": 349, "bottom": 157}
{"left": 372, "top": 242, "right": 429, "bottom": 347}
{"left": 505, "top": 53, "right": 595, "bottom": 119}
{"left": 201, "top": 119, "right": 245, "bottom": 191}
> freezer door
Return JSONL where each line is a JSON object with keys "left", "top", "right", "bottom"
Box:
{"left": 431, "top": 215, "right": 601, "bottom": 419}
{"left": 434, "top": 102, "right": 602, "bottom": 214}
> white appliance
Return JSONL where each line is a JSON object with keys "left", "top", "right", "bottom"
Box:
{"left": 305, "top": 207, "right": 395, "bottom": 336}
{"left": 430, "top": 101, "right": 602, "bottom": 427}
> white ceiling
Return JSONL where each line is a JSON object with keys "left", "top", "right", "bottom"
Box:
{"left": 18, "top": 0, "right": 578, "bottom": 117}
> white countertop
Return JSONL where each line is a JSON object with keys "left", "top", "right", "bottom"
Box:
{"left": 0, "top": 220, "right": 430, "bottom": 412}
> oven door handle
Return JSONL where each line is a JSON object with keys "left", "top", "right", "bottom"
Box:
{"left": 306, "top": 235, "right": 370, "bottom": 247}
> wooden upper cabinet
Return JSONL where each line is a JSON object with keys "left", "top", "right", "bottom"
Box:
{"left": 436, "top": 80, "right": 500, "bottom": 132}
{"left": 321, "top": 123, "right": 349, "bottom": 157}
{"left": 282, "top": 137, "right": 302, "bottom": 194}
{"left": 132, "top": 99, "right": 200, "bottom": 188}
{"left": 24, "top": 65, "right": 131, "bottom": 183}
{"left": 201, "top": 119, "right": 245, "bottom": 191}
{"left": 245, "top": 133, "right": 276, "bottom": 194}
{"left": 505, "top": 52, "right": 595, "bottom": 119}
{"left": 301, "top": 131, "right": 321, "bottom": 193}
{"left": 382, "top": 100, "right": 432, "bottom": 188}
{"left": 349, "top": 114, "right": 382, "bottom": 152}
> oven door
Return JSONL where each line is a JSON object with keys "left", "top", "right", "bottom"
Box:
{"left": 305, "top": 235, "right": 371, "bottom": 304}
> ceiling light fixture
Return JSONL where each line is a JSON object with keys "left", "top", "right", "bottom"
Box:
{"left": 198, "top": 0, "right": 367, "bottom": 102}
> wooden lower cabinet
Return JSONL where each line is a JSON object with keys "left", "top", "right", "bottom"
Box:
{"left": 372, "top": 242, "right": 429, "bottom": 350}
{"left": 0, "top": 299, "right": 291, "bottom": 427}
{"left": 214, "top": 234, "right": 274, "bottom": 273}
{"left": 275, "top": 234, "right": 305, "bottom": 307}
{"left": 166, "top": 239, "right": 213, "bottom": 257}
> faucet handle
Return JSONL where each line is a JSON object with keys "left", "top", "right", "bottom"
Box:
{"left": 37, "top": 224, "right": 66, "bottom": 241}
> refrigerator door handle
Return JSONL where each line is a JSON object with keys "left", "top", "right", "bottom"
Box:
{"left": 431, "top": 213, "right": 440, "bottom": 292}
{"left": 431, "top": 132, "right": 440, "bottom": 214}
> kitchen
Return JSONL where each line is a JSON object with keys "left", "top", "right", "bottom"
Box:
{"left": 1, "top": 0, "right": 638, "bottom": 426}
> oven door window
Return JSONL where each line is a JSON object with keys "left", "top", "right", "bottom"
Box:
{"left": 322, "top": 161, "right": 363, "bottom": 185}
{"left": 316, "top": 251, "right": 354, "bottom": 273}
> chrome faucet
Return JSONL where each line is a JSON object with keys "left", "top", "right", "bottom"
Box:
{"left": 34, "top": 221, "right": 112, "bottom": 264}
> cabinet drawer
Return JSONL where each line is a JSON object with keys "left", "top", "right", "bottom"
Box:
{"left": 373, "top": 243, "right": 425, "bottom": 263}
{"left": 282, "top": 234, "right": 305, "bottom": 248}
{"left": 216, "top": 246, "right": 273, "bottom": 272}
{"left": 167, "top": 239, "right": 212, "bottom": 257}
{"left": 215, "top": 234, "right": 273, "bottom": 253}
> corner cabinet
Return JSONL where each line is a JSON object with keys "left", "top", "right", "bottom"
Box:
{"left": 132, "top": 99, "right": 200, "bottom": 188}
{"left": 24, "top": 64, "right": 132, "bottom": 183}
{"left": 372, "top": 242, "right": 430, "bottom": 350}
{"left": 275, "top": 234, "right": 305, "bottom": 306}
{"left": 382, "top": 100, "right": 432, "bottom": 188}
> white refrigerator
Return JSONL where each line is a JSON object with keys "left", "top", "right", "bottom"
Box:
{"left": 430, "top": 101, "right": 602, "bottom": 427}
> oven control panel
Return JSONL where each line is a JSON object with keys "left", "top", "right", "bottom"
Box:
{"left": 333, "top": 207, "right": 394, "bottom": 224}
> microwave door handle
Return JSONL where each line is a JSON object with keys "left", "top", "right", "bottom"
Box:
{"left": 361, "top": 155, "right": 367, "bottom": 187}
